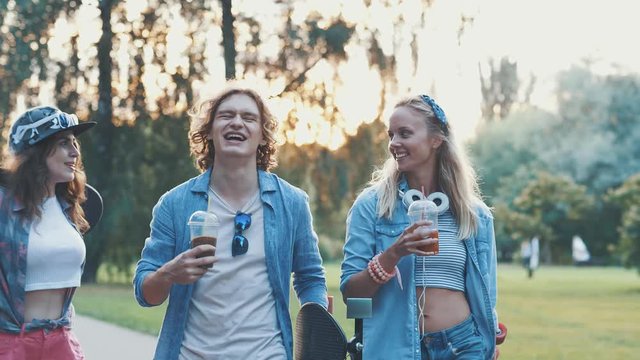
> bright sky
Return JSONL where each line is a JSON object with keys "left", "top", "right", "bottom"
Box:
{"left": 416, "top": 0, "right": 640, "bottom": 142}
{"left": 8, "top": 0, "right": 640, "bottom": 148}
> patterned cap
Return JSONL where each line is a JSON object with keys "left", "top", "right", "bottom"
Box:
{"left": 9, "top": 106, "right": 96, "bottom": 153}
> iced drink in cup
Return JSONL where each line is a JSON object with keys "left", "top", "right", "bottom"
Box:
{"left": 188, "top": 210, "right": 220, "bottom": 268}
{"left": 407, "top": 199, "right": 439, "bottom": 255}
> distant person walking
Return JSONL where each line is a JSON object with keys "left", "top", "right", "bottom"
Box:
{"left": 572, "top": 235, "right": 590, "bottom": 266}
{"left": 520, "top": 240, "right": 532, "bottom": 274}
{"left": 520, "top": 237, "right": 540, "bottom": 278}
{"left": 529, "top": 237, "right": 540, "bottom": 278}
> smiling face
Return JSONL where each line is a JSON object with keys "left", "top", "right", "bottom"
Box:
{"left": 45, "top": 130, "right": 80, "bottom": 194}
{"left": 387, "top": 106, "right": 442, "bottom": 176}
{"left": 208, "top": 93, "right": 265, "bottom": 163}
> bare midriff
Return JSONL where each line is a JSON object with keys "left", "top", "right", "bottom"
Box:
{"left": 416, "top": 287, "right": 470, "bottom": 333}
{"left": 24, "top": 288, "right": 68, "bottom": 323}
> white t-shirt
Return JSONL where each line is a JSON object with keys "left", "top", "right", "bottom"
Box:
{"left": 179, "top": 189, "right": 286, "bottom": 360}
{"left": 25, "top": 197, "right": 85, "bottom": 291}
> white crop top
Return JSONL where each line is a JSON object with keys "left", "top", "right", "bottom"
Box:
{"left": 25, "top": 197, "right": 85, "bottom": 291}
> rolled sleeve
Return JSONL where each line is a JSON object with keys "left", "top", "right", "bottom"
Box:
{"left": 133, "top": 192, "right": 177, "bottom": 307}
{"left": 291, "top": 194, "right": 328, "bottom": 308}
{"left": 481, "top": 211, "right": 499, "bottom": 332}
{"left": 340, "top": 189, "right": 377, "bottom": 293}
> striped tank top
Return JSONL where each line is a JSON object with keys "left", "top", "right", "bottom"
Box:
{"left": 414, "top": 209, "right": 466, "bottom": 291}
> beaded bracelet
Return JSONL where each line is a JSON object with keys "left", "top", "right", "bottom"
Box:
{"left": 373, "top": 254, "right": 396, "bottom": 279}
{"left": 367, "top": 254, "right": 396, "bottom": 283}
{"left": 367, "top": 261, "right": 386, "bottom": 284}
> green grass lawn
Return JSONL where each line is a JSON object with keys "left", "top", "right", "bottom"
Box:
{"left": 73, "top": 264, "right": 640, "bottom": 359}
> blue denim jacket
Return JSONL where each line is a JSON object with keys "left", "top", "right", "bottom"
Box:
{"left": 340, "top": 180, "right": 498, "bottom": 360}
{"left": 133, "top": 168, "right": 328, "bottom": 360}
{"left": 0, "top": 188, "right": 78, "bottom": 333}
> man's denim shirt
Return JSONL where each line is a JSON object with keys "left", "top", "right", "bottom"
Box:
{"left": 133, "top": 168, "right": 328, "bottom": 360}
{"left": 340, "top": 180, "right": 498, "bottom": 360}
{"left": 0, "top": 188, "right": 78, "bottom": 333}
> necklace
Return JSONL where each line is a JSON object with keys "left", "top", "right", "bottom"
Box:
{"left": 208, "top": 185, "right": 260, "bottom": 214}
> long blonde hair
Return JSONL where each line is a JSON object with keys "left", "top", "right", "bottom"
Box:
{"left": 369, "top": 95, "right": 486, "bottom": 240}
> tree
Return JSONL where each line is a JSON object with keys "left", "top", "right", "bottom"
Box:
{"left": 78, "top": 0, "right": 118, "bottom": 282}
{"left": 511, "top": 172, "right": 594, "bottom": 263}
{"left": 220, "top": 0, "right": 236, "bottom": 80}
{"left": 2, "top": 0, "right": 473, "bottom": 275}
{"left": 0, "top": 0, "right": 81, "bottom": 148}
{"left": 493, "top": 202, "right": 551, "bottom": 261}
{"left": 479, "top": 57, "right": 520, "bottom": 122}
{"left": 607, "top": 174, "right": 640, "bottom": 273}
{"left": 276, "top": 119, "right": 389, "bottom": 260}
{"left": 470, "top": 106, "right": 554, "bottom": 201}
{"left": 549, "top": 66, "right": 640, "bottom": 193}
{"left": 471, "top": 66, "right": 640, "bottom": 263}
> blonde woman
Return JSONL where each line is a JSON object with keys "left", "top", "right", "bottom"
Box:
{"left": 340, "top": 95, "right": 502, "bottom": 359}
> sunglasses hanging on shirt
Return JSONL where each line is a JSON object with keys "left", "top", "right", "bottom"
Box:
{"left": 232, "top": 212, "right": 252, "bottom": 256}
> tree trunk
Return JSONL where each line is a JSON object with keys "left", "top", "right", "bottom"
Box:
{"left": 220, "top": 0, "right": 236, "bottom": 80}
{"left": 83, "top": 0, "right": 116, "bottom": 283}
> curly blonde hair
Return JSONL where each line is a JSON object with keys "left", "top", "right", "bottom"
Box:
{"left": 188, "top": 87, "right": 278, "bottom": 172}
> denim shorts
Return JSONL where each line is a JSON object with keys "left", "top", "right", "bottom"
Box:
{"left": 421, "top": 315, "right": 484, "bottom": 360}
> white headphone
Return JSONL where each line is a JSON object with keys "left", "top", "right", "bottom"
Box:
{"left": 400, "top": 189, "right": 449, "bottom": 214}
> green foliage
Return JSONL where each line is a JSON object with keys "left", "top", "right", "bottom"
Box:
{"left": 514, "top": 172, "right": 593, "bottom": 226}
{"left": 499, "top": 172, "right": 594, "bottom": 263}
{"left": 471, "top": 107, "right": 555, "bottom": 201}
{"left": 276, "top": 119, "right": 388, "bottom": 260}
{"left": 493, "top": 202, "right": 549, "bottom": 260}
{"left": 619, "top": 206, "right": 640, "bottom": 274}
{"left": 471, "top": 65, "right": 640, "bottom": 265}
{"left": 73, "top": 284, "right": 167, "bottom": 335}
{"left": 0, "top": 0, "right": 81, "bottom": 140}
{"left": 608, "top": 174, "right": 640, "bottom": 273}
{"left": 2, "top": 1, "right": 450, "bottom": 273}
{"left": 81, "top": 114, "right": 196, "bottom": 277}
{"left": 549, "top": 67, "right": 640, "bottom": 193}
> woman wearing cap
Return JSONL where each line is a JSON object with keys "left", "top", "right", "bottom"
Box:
{"left": 340, "top": 95, "right": 503, "bottom": 359}
{"left": 0, "top": 106, "right": 95, "bottom": 359}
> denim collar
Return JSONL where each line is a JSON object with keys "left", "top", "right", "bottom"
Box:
{"left": 398, "top": 174, "right": 410, "bottom": 193}
{"left": 9, "top": 192, "right": 71, "bottom": 213}
{"left": 190, "top": 167, "right": 277, "bottom": 195}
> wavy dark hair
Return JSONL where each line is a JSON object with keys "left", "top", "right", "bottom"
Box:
{"left": 1, "top": 134, "right": 90, "bottom": 233}
{"left": 188, "top": 87, "right": 278, "bottom": 172}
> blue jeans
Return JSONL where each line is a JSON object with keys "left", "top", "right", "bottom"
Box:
{"left": 421, "top": 315, "right": 484, "bottom": 360}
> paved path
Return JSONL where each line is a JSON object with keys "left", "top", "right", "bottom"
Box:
{"left": 73, "top": 315, "right": 157, "bottom": 359}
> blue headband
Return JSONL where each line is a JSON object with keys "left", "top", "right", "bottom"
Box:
{"left": 420, "top": 95, "right": 448, "bottom": 134}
